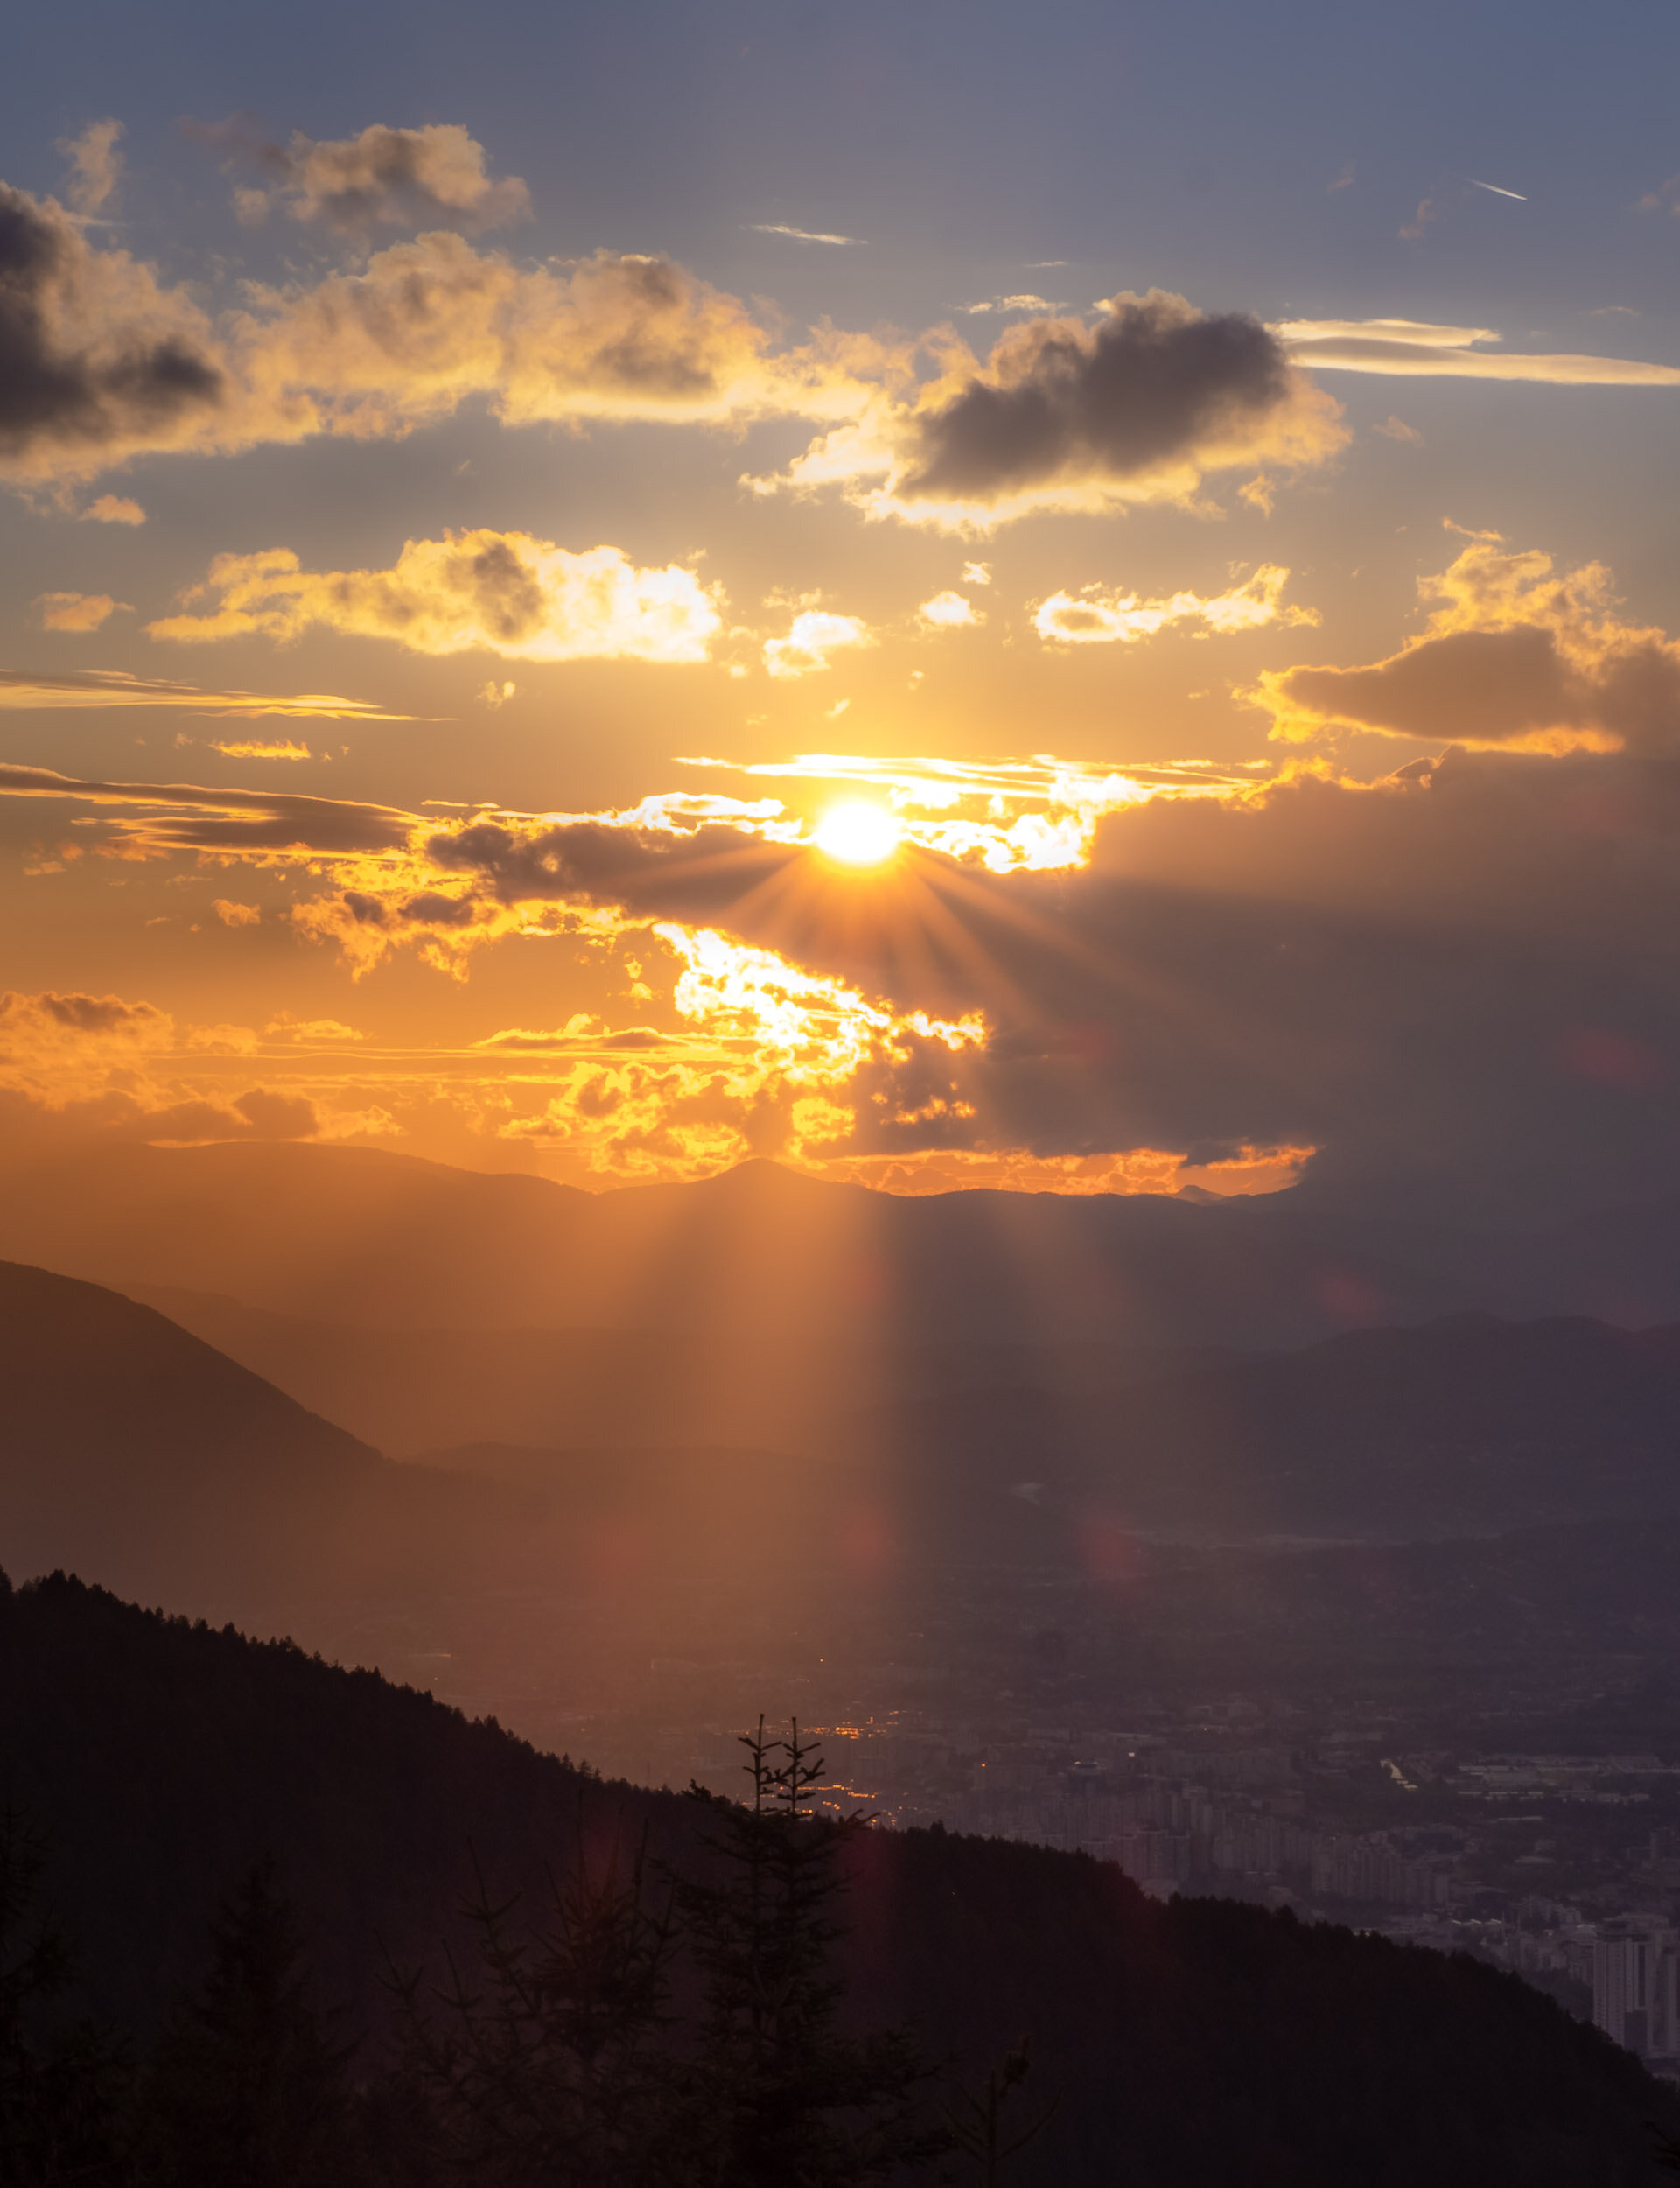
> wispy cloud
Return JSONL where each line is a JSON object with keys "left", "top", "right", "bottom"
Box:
{"left": 0, "top": 670, "right": 414, "bottom": 719}
{"left": 56, "top": 118, "right": 123, "bottom": 215}
{"left": 1277, "top": 317, "right": 1680, "bottom": 385}
{"left": 958, "top": 293, "right": 1065, "bottom": 315}
{"left": 747, "top": 221, "right": 864, "bottom": 245}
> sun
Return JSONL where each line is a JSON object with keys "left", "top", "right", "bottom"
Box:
{"left": 812, "top": 801, "right": 903, "bottom": 866}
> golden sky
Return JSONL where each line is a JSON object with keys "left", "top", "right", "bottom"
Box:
{"left": 6, "top": 12, "right": 1680, "bottom": 1219}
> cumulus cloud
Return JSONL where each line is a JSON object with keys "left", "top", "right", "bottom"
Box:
{"left": 196, "top": 120, "right": 531, "bottom": 235}
{"left": 1254, "top": 543, "right": 1680, "bottom": 753}
{"left": 36, "top": 590, "right": 122, "bottom": 632}
{"left": 81, "top": 494, "right": 145, "bottom": 523}
{"left": 1276, "top": 317, "right": 1680, "bottom": 385}
{"left": 150, "top": 532, "right": 724, "bottom": 663}
{"left": 899, "top": 295, "right": 1330, "bottom": 506}
{"left": 916, "top": 591, "right": 981, "bottom": 629}
{"left": 57, "top": 119, "right": 123, "bottom": 217}
{"left": 212, "top": 899, "right": 261, "bottom": 926}
{"left": 757, "top": 290, "right": 1346, "bottom": 527}
{"left": 1033, "top": 564, "right": 1315, "bottom": 646}
{"left": 0, "top": 667, "right": 412, "bottom": 719}
{"left": 0, "top": 179, "right": 886, "bottom": 485}
{"left": 0, "top": 184, "right": 226, "bottom": 480}
{"left": 762, "top": 609, "right": 873, "bottom": 677}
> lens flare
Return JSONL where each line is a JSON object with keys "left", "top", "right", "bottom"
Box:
{"left": 812, "top": 801, "right": 901, "bottom": 866}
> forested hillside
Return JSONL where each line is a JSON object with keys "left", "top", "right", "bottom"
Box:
{"left": 0, "top": 1570, "right": 1671, "bottom": 2185}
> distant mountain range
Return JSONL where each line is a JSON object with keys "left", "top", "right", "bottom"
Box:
{"left": 10, "top": 1139, "right": 1680, "bottom": 1348}
{"left": 10, "top": 1254, "right": 1680, "bottom": 1635}
{"left": 0, "top": 1260, "right": 557, "bottom": 1616}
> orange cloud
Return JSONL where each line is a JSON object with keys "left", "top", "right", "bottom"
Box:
{"left": 36, "top": 591, "right": 122, "bottom": 632}
{"left": 1032, "top": 564, "right": 1314, "bottom": 645}
{"left": 151, "top": 534, "right": 724, "bottom": 663}
{"left": 0, "top": 670, "right": 412, "bottom": 719}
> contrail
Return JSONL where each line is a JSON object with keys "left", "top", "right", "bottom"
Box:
{"left": 1469, "top": 179, "right": 1527, "bottom": 200}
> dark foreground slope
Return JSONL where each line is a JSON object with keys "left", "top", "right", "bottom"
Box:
{"left": 0, "top": 1571, "right": 1671, "bottom": 2187}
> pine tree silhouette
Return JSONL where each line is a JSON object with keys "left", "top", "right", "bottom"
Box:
{"left": 385, "top": 1820, "right": 678, "bottom": 2186}
{"left": 142, "top": 1857, "right": 356, "bottom": 2188}
{"left": 667, "top": 1717, "right": 947, "bottom": 2187}
{"left": 0, "top": 1803, "right": 132, "bottom": 2188}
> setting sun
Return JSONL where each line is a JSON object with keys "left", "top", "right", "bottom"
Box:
{"left": 812, "top": 802, "right": 903, "bottom": 866}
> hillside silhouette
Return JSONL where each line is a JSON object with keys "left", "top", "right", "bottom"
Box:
{"left": 0, "top": 1567, "right": 1671, "bottom": 2187}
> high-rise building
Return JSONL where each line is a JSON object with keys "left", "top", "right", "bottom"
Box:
{"left": 1592, "top": 1925, "right": 1677, "bottom": 2058}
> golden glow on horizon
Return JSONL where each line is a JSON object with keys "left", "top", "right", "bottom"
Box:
{"left": 811, "top": 801, "right": 903, "bottom": 866}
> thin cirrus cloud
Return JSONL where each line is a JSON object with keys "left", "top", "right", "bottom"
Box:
{"left": 0, "top": 669, "right": 413, "bottom": 719}
{"left": 149, "top": 533, "right": 724, "bottom": 663}
{"left": 1253, "top": 541, "right": 1680, "bottom": 754}
{"left": 209, "top": 739, "right": 312, "bottom": 761}
{"left": 752, "top": 290, "right": 1347, "bottom": 529}
{"left": 186, "top": 118, "right": 531, "bottom": 235}
{"left": 747, "top": 222, "right": 864, "bottom": 245}
{"left": 958, "top": 294, "right": 1066, "bottom": 315}
{"left": 1033, "top": 565, "right": 1316, "bottom": 646}
{"left": 1275, "top": 318, "right": 1680, "bottom": 385}
{"left": 0, "top": 761, "right": 416, "bottom": 856}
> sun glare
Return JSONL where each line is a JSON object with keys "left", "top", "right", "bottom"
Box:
{"left": 812, "top": 801, "right": 902, "bottom": 866}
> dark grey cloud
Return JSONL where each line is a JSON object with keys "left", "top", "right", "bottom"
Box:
{"left": 899, "top": 291, "right": 1301, "bottom": 502}
{"left": 425, "top": 817, "right": 795, "bottom": 915}
{"left": 0, "top": 187, "right": 221, "bottom": 464}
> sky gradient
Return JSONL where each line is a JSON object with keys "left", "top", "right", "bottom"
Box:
{"left": 6, "top": 0, "right": 1680, "bottom": 1217}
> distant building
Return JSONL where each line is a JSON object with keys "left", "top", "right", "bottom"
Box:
{"left": 1592, "top": 1925, "right": 1678, "bottom": 2058}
